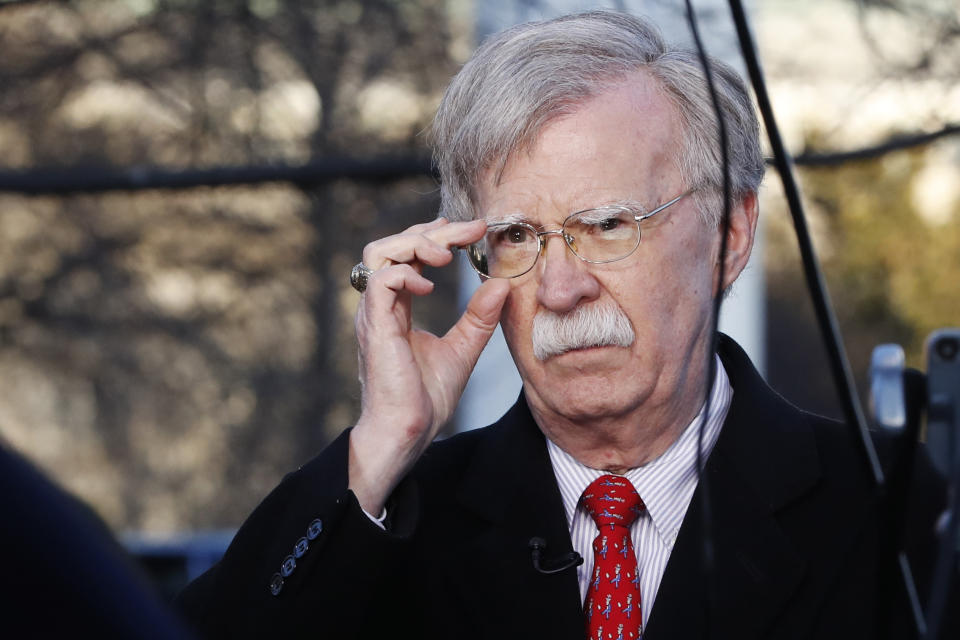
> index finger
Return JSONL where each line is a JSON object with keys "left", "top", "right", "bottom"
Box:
{"left": 363, "top": 219, "right": 487, "bottom": 271}
{"left": 423, "top": 218, "right": 487, "bottom": 247}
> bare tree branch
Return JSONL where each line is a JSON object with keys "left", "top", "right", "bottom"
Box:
{"left": 791, "top": 122, "right": 960, "bottom": 166}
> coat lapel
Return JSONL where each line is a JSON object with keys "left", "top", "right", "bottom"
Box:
{"left": 452, "top": 395, "right": 586, "bottom": 640}
{"left": 645, "top": 337, "right": 819, "bottom": 640}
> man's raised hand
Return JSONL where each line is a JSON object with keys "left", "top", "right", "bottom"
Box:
{"left": 348, "top": 217, "right": 510, "bottom": 515}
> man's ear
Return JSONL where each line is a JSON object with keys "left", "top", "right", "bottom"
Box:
{"left": 717, "top": 190, "right": 759, "bottom": 291}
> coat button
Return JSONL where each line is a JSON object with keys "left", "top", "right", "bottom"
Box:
{"left": 281, "top": 555, "right": 296, "bottom": 577}
{"left": 269, "top": 573, "right": 284, "bottom": 596}
{"left": 294, "top": 536, "right": 309, "bottom": 558}
{"left": 307, "top": 518, "right": 323, "bottom": 540}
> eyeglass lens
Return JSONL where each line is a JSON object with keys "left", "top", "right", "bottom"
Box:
{"left": 466, "top": 208, "right": 641, "bottom": 278}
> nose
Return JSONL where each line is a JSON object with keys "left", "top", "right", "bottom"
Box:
{"left": 535, "top": 230, "right": 601, "bottom": 313}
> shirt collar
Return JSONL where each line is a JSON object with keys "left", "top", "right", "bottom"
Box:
{"left": 547, "top": 355, "right": 733, "bottom": 545}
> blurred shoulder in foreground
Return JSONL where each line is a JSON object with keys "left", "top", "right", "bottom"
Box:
{"left": 0, "top": 440, "right": 192, "bottom": 639}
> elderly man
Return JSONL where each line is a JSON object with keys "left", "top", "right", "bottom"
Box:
{"left": 178, "top": 10, "right": 950, "bottom": 640}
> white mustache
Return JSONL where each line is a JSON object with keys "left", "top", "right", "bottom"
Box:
{"left": 532, "top": 303, "right": 635, "bottom": 361}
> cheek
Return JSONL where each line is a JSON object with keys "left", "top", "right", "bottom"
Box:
{"left": 614, "top": 246, "right": 714, "bottom": 332}
{"left": 500, "top": 289, "right": 534, "bottom": 347}
{"left": 666, "top": 227, "right": 718, "bottom": 288}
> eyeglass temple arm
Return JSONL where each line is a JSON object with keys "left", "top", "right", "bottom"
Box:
{"left": 634, "top": 189, "right": 695, "bottom": 222}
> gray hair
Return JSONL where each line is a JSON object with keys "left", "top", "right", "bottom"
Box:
{"left": 431, "top": 10, "right": 764, "bottom": 227}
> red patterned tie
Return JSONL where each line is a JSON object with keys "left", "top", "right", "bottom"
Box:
{"left": 582, "top": 474, "right": 645, "bottom": 640}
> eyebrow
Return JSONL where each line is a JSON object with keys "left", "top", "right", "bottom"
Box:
{"left": 573, "top": 200, "right": 646, "bottom": 219}
{"left": 485, "top": 212, "right": 535, "bottom": 226}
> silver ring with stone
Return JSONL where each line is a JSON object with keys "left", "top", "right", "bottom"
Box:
{"left": 350, "top": 262, "right": 375, "bottom": 293}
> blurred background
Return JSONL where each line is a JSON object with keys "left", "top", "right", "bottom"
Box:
{"left": 0, "top": 0, "right": 957, "bottom": 600}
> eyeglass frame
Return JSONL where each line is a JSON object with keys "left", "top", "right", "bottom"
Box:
{"left": 460, "top": 188, "right": 696, "bottom": 279}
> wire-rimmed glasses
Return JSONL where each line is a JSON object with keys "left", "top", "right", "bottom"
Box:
{"left": 462, "top": 189, "right": 694, "bottom": 279}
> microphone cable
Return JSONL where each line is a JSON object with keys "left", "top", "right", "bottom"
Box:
{"left": 725, "top": 0, "right": 926, "bottom": 635}
{"left": 682, "top": 0, "right": 733, "bottom": 632}
{"left": 529, "top": 537, "right": 583, "bottom": 575}
{"left": 724, "top": 0, "right": 885, "bottom": 489}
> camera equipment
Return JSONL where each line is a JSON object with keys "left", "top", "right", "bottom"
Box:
{"left": 926, "top": 330, "right": 960, "bottom": 480}
{"left": 869, "top": 328, "right": 960, "bottom": 639}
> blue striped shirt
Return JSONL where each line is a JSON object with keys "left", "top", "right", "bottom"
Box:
{"left": 546, "top": 356, "right": 732, "bottom": 624}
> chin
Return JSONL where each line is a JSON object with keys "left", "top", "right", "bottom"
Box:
{"left": 543, "top": 385, "right": 641, "bottom": 422}
{"left": 536, "top": 363, "right": 650, "bottom": 419}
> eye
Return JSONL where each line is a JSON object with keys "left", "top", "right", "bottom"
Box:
{"left": 567, "top": 209, "right": 637, "bottom": 242}
{"left": 598, "top": 217, "right": 622, "bottom": 232}
{"left": 507, "top": 225, "right": 529, "bottom": 243}
{"left": 490, "top": 224, "right": 532, "bottom": 245}
{"left": 579, "top": 215, "right": 624, "bottom": 234}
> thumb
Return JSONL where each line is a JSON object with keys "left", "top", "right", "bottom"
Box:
{"left": 443, "top": 278, "right": 510, "bottom": 363}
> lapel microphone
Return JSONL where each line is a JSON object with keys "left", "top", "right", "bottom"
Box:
{"left": 529, "top": 537, "right": 583, "bottom": 574}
